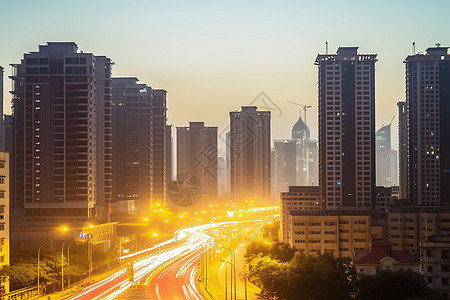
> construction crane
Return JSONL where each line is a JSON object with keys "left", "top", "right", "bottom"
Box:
{"left": 287, "top": 101, "right": 312, "bottom": 124}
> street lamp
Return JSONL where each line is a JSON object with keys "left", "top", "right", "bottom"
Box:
{"left": 220, "top": 245, "right": 236, "bottom": 300}
{"left": 220, "top": 259, "right": 236, "bottom": 300}
{"left": 37, "top": 244, "right": 48, "bottom": 297}
{"left": 61, "top": 240, "right": 69, "bottom": 295}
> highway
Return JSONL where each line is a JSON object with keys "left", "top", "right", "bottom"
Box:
{"left": 145, "top": 230, "right": 213, "bottom": 300}
{"left": 64, "top": 223, "right": 221, "bottom": 300}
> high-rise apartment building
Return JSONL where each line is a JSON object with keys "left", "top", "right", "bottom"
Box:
{"left": 177, "top": 122, "right": 218, "bottom": 200}
{"left": 10, "top": 42, "right": 112, "bottom": 220}
{"left": 229, "top": 106, "right": 271, "bottom": 200}
{"left": 397, "top": 101, "right": 408, "bottom": 199}
{"left": 112, "top": 77, "right": 152, "bottom": 215}
{"left": 316, "top": 47, "right": 377, "bottom": 210}
{"left": 376, "top": 124, "right": 398, "bottom": 187}
{"left": 405, "top": 46, "right": 450, "bottom": 204}
{"left": 151, "top": 89, "right": 167, "bottom": 206}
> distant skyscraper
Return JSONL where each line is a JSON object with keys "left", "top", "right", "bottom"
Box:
{"left": 151, "top": 90, "right": 168, "bottom": 206}
{"left": 291, "top": 115, "right": 318, "bottom": 186}
{"left": 316, "top": 47, "right": 377, "bottom": 209}
{"left": 11, "top": 42, "right": 112, "bottom": 219}
{"left": 217, "top": 156, "right": 226, "bottom": 196}
{"left": 112, "top": 77, "right": 152, "bottom": 215}
{"left": 376, "top": 124, "right": 398, "bottom": 187}
{"left": 405, "top": 46, "right": 450, "bottom": 204}
{"left": 229, "top": 106, "right": 271, "bottom": 200}
{"left": 397, "top": 101, "right": 408, "bottom": 199}
{"left": 177, "top": 122, "right": 218, "bottom": 200}
{"left": 274, "top": 140, "right": 298, "bottom": 195}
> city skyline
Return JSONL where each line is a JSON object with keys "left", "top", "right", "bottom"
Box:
{"left": 1, "top": 1, "right": 450, "bottom": 153}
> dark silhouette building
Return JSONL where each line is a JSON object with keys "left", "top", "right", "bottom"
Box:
{"left": 405, "top": 46, "right": 450, "bottom": 204}
{"left": 112, "top": 77, "right": 152, "bottom": 215}
{"left": 10, "top": 42, "right": 112, "bottom": 220}
{"left": 151, "top": 90, "right": 168, "bottom": 206}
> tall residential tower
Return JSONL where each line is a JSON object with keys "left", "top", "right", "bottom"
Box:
{"left": 316, "top": 47, "right": 377, "bottom": 210}
{"left": 405, "top": 46, "right": 450, "bottom": 204}
{"left": 11, "top": 42, "right": 112, "bottom": 220}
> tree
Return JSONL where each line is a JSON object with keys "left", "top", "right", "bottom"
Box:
{"left": 246, "top": 250, "right": 355, "bottom": 300}
{"left": 356, "top": 270, "right": 445, "bottom": 300}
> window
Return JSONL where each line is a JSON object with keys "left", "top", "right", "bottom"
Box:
{"left": 427, "top": 266, "right": 434, "bottom": 272}
{"left": 0, "top": 223, "right": 5, "bottom": 231}
{"left": 0, "top": 191, "right": 5, "bottom": 199}
{"left": 0, "top": 161, "right": 4, "bottom": 168}
{"left": 309, "top": 222, "right": 321, "bottom": 226}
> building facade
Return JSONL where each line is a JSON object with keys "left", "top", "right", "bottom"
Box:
{"left": 229, "top": 106, "right": 271, "bottom": 201}
{"left": 397, "top": 101, "right": 408, "bottom": 200}
{"left": 316, "top": 47, "right": 377, "bottom": 210}
{"left": 0, "top": 152, "right": 10, "bottom": 294}
{"left": 177, "top": 122, "right": 218, "bottom": 201}
{"left": 151, "top": 90, "right": 168, "bottom": 206}
{"left": 11, "top": 42, "right": 111, "bottom": 220}
{"left": 112, "top": 77, "right": 152, "bottom": 215}
{"left": 280, "top": 186, "right": 320, "bottom": 243}
{"left": 420, "top": 235, "right": 450, "bottom": 298}
{"left": 285, "top": 211, "right": 378, "bottom": 258}
{"left": 405, "top": 46, "right": 450, "bottom": 204}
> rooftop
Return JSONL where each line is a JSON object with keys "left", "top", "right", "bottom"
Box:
{"left": 355, "top": 242, "right": 419, "bottom": 265}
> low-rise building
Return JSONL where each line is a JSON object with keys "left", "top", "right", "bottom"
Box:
{"left": 280, "top": 186, "right": 320, "bottom": 242}
{"left": 285, "top": 209, "right": 377, "bottom": 258}
{"left": 388, "top": 206, "right": 450, "bottom": 253}
{"left": 354, "top": 242, "right": 419, "bottom": 276}
{"left": 375, "top": 186, "right": 394, "bottom": 212}
{"left": 420, "top": 235, "right": 450, "bottom": 298}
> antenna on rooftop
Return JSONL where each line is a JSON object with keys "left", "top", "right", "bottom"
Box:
{"left": 436, "top": 43, "right": 441, "bottom": 48}
{"left": 326, "top": 42, "right": 328, "bottom": 55}
{"left": 412, "top": 42, "right": 415, "bottom": 55}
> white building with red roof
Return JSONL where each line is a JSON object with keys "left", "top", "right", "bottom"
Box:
{"left": 354, "top": 242, "right": 420, "bottom": 276}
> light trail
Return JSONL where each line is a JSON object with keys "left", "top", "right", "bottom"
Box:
{"left": 65, "top": 222, "right": 234, "bottom": 300}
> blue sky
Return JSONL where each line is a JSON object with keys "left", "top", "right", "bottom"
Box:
{"left": 1, "top": 0, "right": 449, "bottom": 150}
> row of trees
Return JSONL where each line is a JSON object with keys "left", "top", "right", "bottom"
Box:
{"left": 0, "top": 244, "right": 115, "bottom": 292}
{"left": 245, "top": 241, "right": 444, "bottom": 300}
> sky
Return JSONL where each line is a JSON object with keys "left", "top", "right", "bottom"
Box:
{"left": 1, "top": 0, "right": 450, "bottom": 153}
